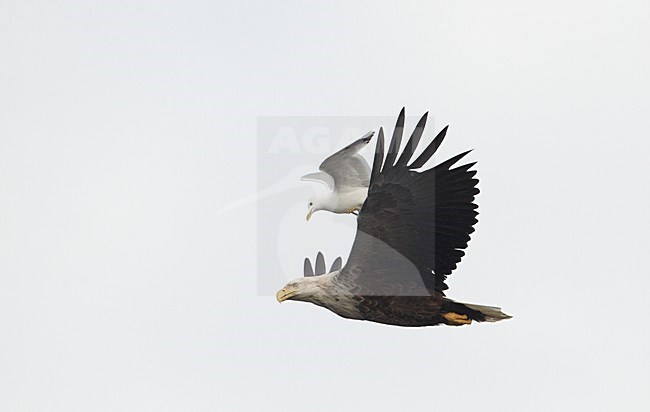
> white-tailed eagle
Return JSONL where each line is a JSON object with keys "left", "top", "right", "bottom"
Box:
{"left": 277, "top": 109, "right": 511, "bottom": 327}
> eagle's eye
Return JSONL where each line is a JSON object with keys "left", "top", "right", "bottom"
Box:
{"left": 291, "top": 283, "right": 298, "bottom": 289}
{"left": 308, "top": 202, "right": 313, "bottom": 207}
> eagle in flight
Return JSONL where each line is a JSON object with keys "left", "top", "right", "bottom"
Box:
{"left": 277, "top": 109, "right": 511, "bottom": 327}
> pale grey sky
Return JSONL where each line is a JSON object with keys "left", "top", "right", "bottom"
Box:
{"left": 1, "top": 1, "right": 649, "bottom": 411}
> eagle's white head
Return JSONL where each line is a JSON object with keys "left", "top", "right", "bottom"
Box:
{"left": 276, "top": 273, "right": 363, "bottom": 320}
{"left": 276, "top": 276, "right": 325, "bottom": 303}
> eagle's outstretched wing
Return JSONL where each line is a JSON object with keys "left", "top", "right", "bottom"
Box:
{"left": 339, "top": 109, "right": 479, "bottom": 296}
{"left": 303, "top": 252, "right": 343, "bottom": 277}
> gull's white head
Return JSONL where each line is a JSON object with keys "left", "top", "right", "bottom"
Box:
{"left": 305, "top": 192, "right": 332, "bottom": 221}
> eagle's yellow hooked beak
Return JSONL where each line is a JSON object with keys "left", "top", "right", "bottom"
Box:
{"left": 276, "top": 288, "right": 296, "bottom": 303}
{"left": 306, "top": 208, "right": 314, "bottom": 221}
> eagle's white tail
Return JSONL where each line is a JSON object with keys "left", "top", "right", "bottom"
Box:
{"left": 464, "top": 303, "right": 512, "bottom": 322}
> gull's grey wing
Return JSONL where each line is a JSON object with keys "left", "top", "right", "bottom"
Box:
{"left": 303, "top": 253, "right": 343, "bottom": 277}
{"left": 300, "top": 171, "right": 334, "bottom": 190}
{"left": 319, "top": 131, "right": 373, "bottom": 189}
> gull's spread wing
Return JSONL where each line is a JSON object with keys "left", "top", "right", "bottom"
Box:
{"left": 318, "top": 131, "right": 373, "bottom": 190}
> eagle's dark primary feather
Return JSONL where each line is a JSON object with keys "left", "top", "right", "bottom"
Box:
{"left": 409, "top": 125, "right": 448, "bottom": 169}
{"left": 394, "top": 111, "right": 428, "bottom": 168}
{"left": 383, "top": 107, "right": 405, "bottom": 168}
{"left": 330, "top": 257, "right": 342, "bottom": 272}
{"left": 369, "top": 128, "right": 385, "bottom": 185}
{"left": 303, "top": 258, "right": 314, "bottom": 277}
{"left": 314, "top": 252, "right": 326, "bottom": 276}
{"left": 303, "top": 253, "right": 343, "bottom": 277}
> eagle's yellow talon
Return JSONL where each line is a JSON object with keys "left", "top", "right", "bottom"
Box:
{"left": 443, "top": 312, "right": 472, "bottom": 325}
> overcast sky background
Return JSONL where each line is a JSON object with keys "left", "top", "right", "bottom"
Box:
{"left": 1, "top": 1, "right": 649, "bottom": 411}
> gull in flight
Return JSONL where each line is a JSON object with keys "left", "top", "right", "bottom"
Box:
{"left": 277, "top": 109, "right": 511, "bottom": 327}
{"left": 301, "top": 131, "right": 374, "bottom": 221}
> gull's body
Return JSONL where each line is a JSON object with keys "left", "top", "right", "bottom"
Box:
{"left": 277, "top": 109, "right": 512, "bottom": 327}
{"left": 302, "top": 131, "right": 373, "bottom": 220}
{"left": 308, "top": 186, "right": 369, "bottom": 216}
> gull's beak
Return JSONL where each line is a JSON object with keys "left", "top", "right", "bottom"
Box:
{"left": 306, "top": 208, "right": 314, "bottom": 221}
{"left": 276, "top": 288, "right": 296, "bottom": 303}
